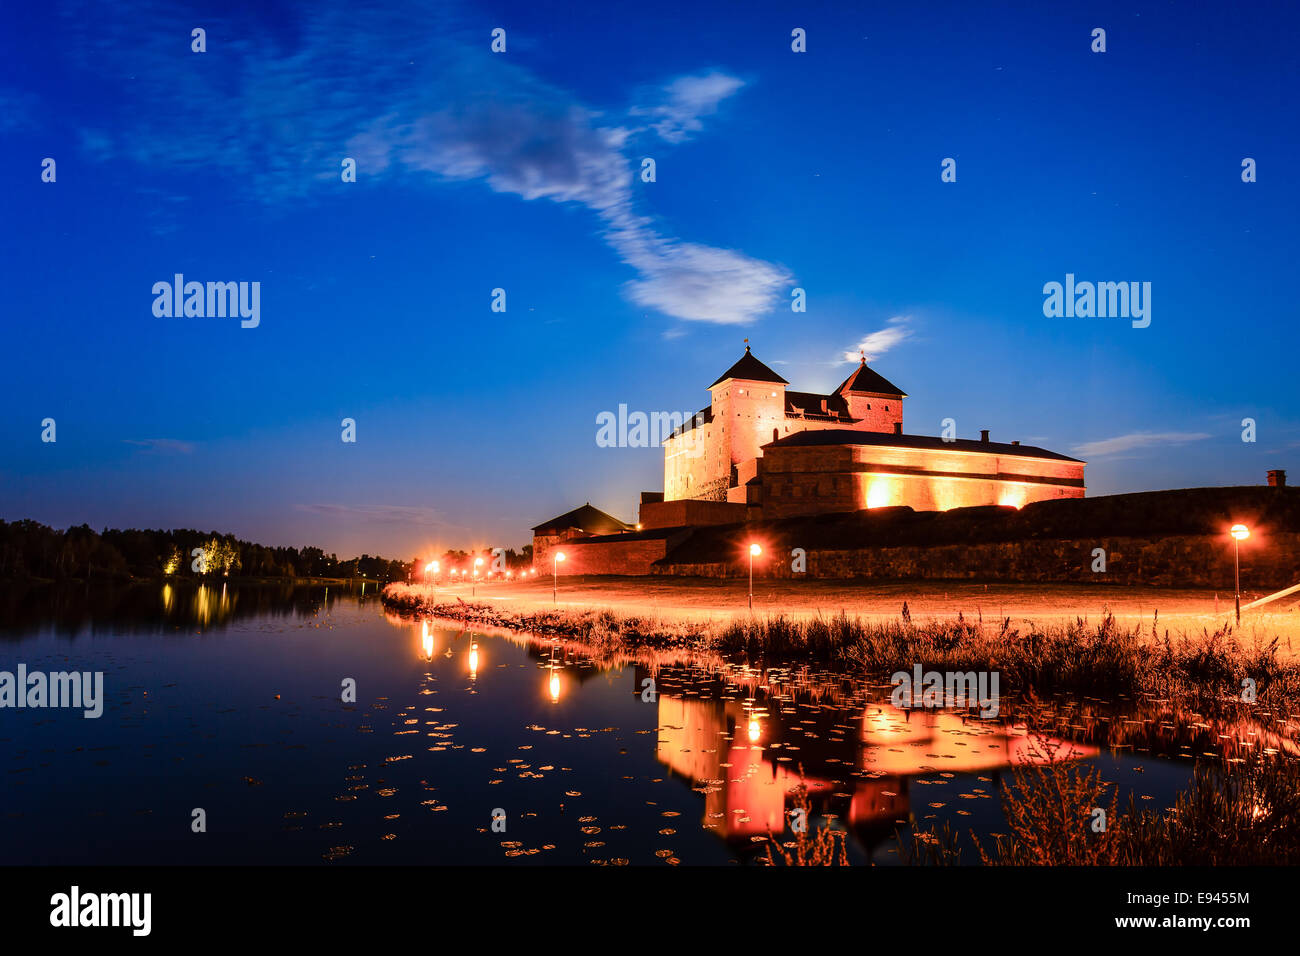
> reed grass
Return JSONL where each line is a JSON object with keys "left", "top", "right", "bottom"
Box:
{"left": 383, "top": 583, "right": 1300, "bottom": 715}
{"left": 762, "top": 778, "right": 850, "bottom": 867}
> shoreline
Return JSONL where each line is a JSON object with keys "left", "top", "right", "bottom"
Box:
{"left": 382, "top": 581, "right": 1300, "bottom": 719}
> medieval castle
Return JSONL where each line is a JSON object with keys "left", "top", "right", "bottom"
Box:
{"left": 533, "top": 346, "right": 1085, "bottom": 573}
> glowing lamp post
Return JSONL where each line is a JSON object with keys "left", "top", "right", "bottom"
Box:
{"left": 553, "top": 551, "right": 566, "bottom": 605}
{"left": 1230, "top": 524, "right": 1250, "bottom": 624}
{"left": 748, "top": 543, "right": 762, "bottom": 610}
{"left": 473, "top": 556, "right": 484, "bottom": 596}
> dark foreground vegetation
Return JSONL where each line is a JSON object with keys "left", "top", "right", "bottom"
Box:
{"left": 899, "top": 739, "right": 1300, "bottom": 866}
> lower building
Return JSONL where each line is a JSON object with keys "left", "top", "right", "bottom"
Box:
{"left": 756, "top": 429, "right": 1085, "bottom": 519}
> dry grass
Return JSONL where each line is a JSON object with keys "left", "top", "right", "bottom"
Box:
{"left": 904, "top": 735, "right": 1300, "bottom": 865}
{"left": 762, "top": 777, "right": 850, "bottom": 867}
{"left": 383, "top": 583, "right": 1300, "bottom": 716}
{"left": 971, "top": 736, "right": 1122, "bottom": 865}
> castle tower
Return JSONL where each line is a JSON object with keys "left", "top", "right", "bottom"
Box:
{"left": 834, "top": 356, "right": 907, "bottom": 433}
{"left": 709, "top": 345, "right": 789, "bottom": 477}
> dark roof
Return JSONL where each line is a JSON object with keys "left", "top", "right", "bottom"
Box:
{"left": 670, "top": 405, "right": 712, "bottom": 438}
{"left": 764, "top": 429, "right": 1084, "bottom": 463}
{"left": 836, "top": 361, "right": 907, "bottom": 397}
{"left": 531, "top": 503, "right": 633, "bottom": 534}
{"left": 709, "top": 348, "right": 789, "bottom": 388}
{"left": 785, "top": 390, "right": 852, "bottom": 420}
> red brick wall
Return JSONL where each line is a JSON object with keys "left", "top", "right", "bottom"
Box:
{"left": 841, "top": 392, "right": 904, "bottom": 433}
{"left": 640, "top": 498, "right": 749, "bottom": 529}
{"left": 550, "top": 536, "right": 673, "bottom": 575}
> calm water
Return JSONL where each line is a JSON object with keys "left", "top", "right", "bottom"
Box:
{"left": 0, "top": 582, "right": 1269, "bottom": 865}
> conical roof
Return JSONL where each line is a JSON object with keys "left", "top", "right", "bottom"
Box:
{"left": 835, "top": 359, "right": 906, "bottom": 397}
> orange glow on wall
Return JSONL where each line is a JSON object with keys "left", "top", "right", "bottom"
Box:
{"left": 997, "top": 485, "right": 1028, "bottom": 509}
{"left": 865, "top": 475, "right": 898, "bottom": 509}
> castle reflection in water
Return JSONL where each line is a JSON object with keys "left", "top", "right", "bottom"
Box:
{"left": 634, "top": 662, "right": 1096, "bottom": 854}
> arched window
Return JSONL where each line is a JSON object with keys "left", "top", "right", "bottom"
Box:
{"left": 773, "top": 428, "right": 779, "bottom": 442}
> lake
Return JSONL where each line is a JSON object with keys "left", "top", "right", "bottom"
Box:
{"left": 0, "top": 581, "right": 1266, "bottom": 865}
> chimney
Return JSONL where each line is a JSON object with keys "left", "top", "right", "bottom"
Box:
{"left": 1268, "top": 469, "right": 1287, "bottom": 488}
{"left": 980, "top": 429, "right": 990, "bottom": 443}
{"left": 1011, "top": 440, "right": 1020, "bottom": 446}
{"left": 893, "top": 422, "right": 902, "bottom": 435}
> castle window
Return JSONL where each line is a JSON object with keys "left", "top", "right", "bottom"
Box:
{"left": 773, "top": 428, "right": 779, "bottom": 442}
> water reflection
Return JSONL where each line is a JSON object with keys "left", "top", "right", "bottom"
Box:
{"left": 0, "top": 579, "right": 368, "bottom": 637}
{"left": 650, "top": 667, "right": 1098, "bottom": 855}
{"left": 394, "top": 613, "right": 1109, "bottom": 861}
{"left": 192, "top": 582, "right": 235, "bottom": 627}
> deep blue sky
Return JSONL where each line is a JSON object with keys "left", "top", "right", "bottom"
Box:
{"left": 2, "top": 0, "right": 1296, "bottom": 557}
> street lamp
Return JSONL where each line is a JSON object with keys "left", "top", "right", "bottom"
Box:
{"left": 473, "top": 556, "right": 484, "bottom": 596}
{"left": 748, "top": 543, "right": 762, "bottom": 610}
{"left": 553, "top": 551, "right": 566, "bottom": 604}
{"left": 1230, "top": 524, "right": 1250, "bottom": 624}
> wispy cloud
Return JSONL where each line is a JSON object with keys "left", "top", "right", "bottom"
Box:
{"left": 67, "top": 3, "right": 787, "bottom": 325}
{"left": 842, "top": 316, "right": 913, "bottom": 362}
{"left": 123, "top": 438, "right": 195, "bottom": 454}
{"left": 295, "top": 504, "right": 452, "bottom": 527}
{"left": 630, "top": 71, "right": 745, "bottom": 143}
{"left": 1073, "top": 431, "right": 1212, "bottom": 458}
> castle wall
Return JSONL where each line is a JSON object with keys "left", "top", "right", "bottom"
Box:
{"left": 663, "top": 422, "right": 729, "bottom": 501}
{"left": 651, "top": 532, "right": 1300, "bottom": 589}
{"left": 546, "top": 530, "right": 690, "bottom": 575}
{"left": 841, "top": 392, "right": 904, "bottom": 433}
{"left": 640, "top": 498, "right": 748, "bottom": 529}
{"left": 760, "top": 444, "right": 1084, "bottom": 519}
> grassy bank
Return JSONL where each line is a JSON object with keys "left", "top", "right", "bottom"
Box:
{"left": 898, "top": 738, "right": 1300, "bottom": 866}
{"left": 382, "top": 582, "right": 1300, "bottom": 716}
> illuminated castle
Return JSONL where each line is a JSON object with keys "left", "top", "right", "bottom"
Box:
{"left": 531, "top": 346, "right": 1086, "bottom": 574}
{"left": 650, "top": 346, "right": 1085, "bottom": 522}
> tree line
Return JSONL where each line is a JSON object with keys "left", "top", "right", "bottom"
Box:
{"left": 0, "top": 519, "right": 410, "bottom": 583}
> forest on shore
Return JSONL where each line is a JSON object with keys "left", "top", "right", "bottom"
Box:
{"left": 0, "top": 519, "right": 409, "bottom": 583}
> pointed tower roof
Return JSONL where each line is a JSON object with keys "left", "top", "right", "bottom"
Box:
{"left": 709, "top": 346, "right": 789, "bottom": 388}
{"left": 531, "top": 503, "right": 632, "bottom": 535}
{"left": 836, "top": 356, "right": 906, "bottom": 397}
